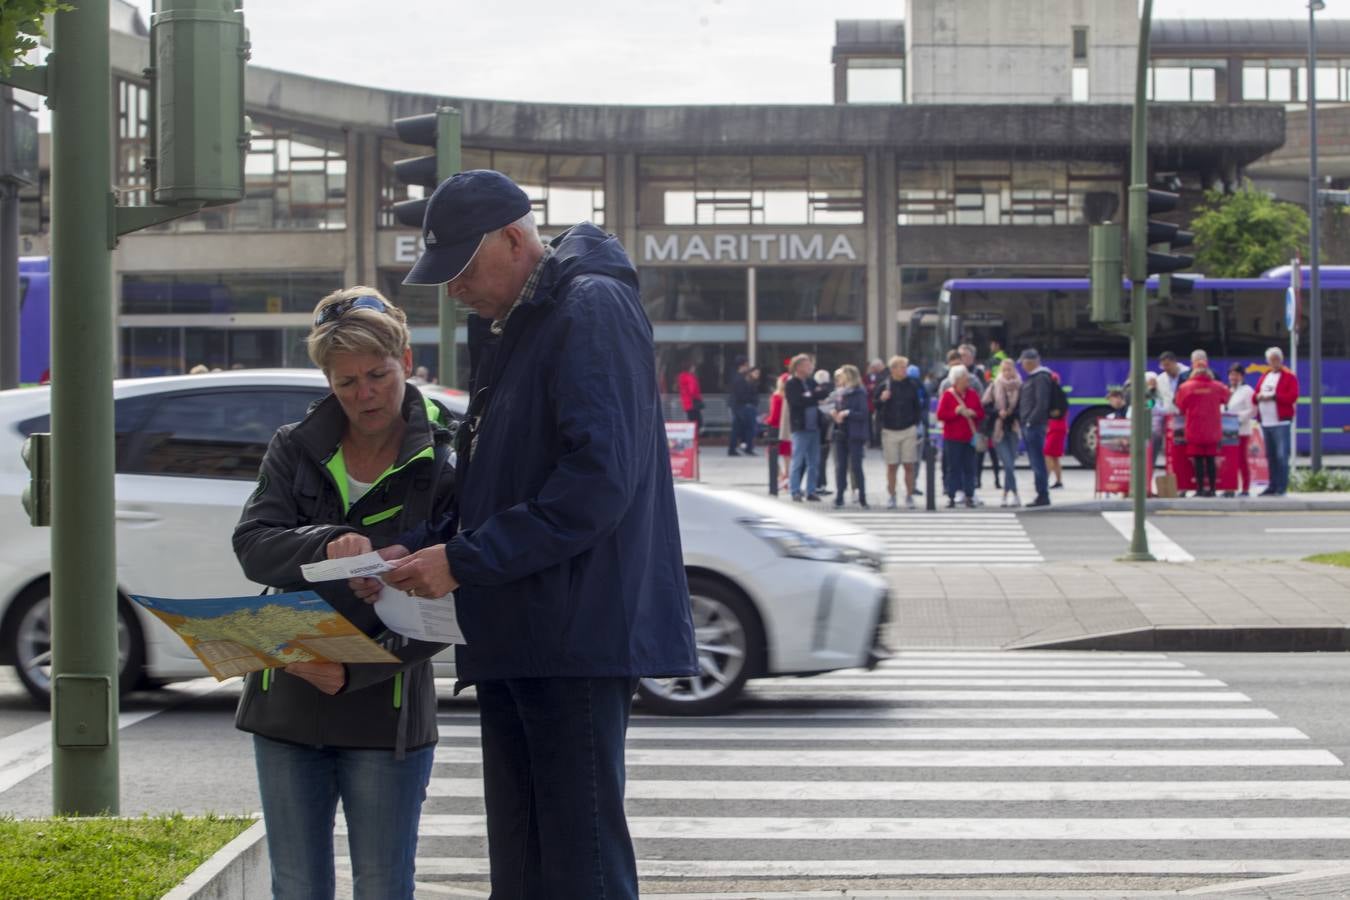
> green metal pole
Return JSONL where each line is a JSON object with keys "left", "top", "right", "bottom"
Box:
{"left": 436, "top": 107, "right": 461, "bottom": 388}
{"left": 1125, "top": 0, "right": 1155, "bottom": 562}
{"left": 49, "top": 0, "right": 120, "bottom": 814}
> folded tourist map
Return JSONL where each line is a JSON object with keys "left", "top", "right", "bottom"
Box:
{"left": 129, "top": 590, "right": 399, "bottom": 680}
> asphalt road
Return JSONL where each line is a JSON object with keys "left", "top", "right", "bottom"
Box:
{"left": 3, "top": 653, "right": 1350, "bottom": 896}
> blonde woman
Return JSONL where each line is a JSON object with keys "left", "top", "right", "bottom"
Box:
{"left": 233, "top": 288, "right": 456, "bottom": 899}
{"left": 831, "top": 364, "right": 871, "bottom": 508}
{"left": 990, "top": 358, "right": 1023, "bottom": 507}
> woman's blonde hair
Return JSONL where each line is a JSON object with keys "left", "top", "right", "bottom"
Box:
{"left": 835, "top": 364, "right": 862, "bottom": 387}
{"left": 1000, "top": 358, "right": 1020, "bottom": 380}
{"left": 306, "top": 287, "right": 410, "bottom": 372}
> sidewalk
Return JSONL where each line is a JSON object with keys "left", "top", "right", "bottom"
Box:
{"left": 691, "top": 447, "right": 1350, "bottom": 651}
{"left": 695, "top": 445, "right": 1350, "bottom": 512}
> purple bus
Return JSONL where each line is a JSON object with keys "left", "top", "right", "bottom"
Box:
{"left": 18, "top": 256, "right": 50, "bottom": 385}
{"left": 913, "top": 269, "right": 1350, "bottom": 465}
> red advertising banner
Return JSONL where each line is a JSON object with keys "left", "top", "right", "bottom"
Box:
{"left": 1165, "top": 413, "right": 1241, "bottom": 492}
{"left": 1248, "top": 425, "right": 1271, "bottom": 493}
{"left": 1095, "top": 417, "right": 1151, "bottom": 495}
{"left": 666, "top": 421, "right": 700, "bottom": 481}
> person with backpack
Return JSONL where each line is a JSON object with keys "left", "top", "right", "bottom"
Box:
{"left": 233, "top": 288, "right": 457, "bottom": 899}
{"left": 1044, "top": 369, "right": 1070, "bottom": 490}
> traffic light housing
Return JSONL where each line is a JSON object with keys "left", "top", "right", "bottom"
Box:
{"left": 390, "top": 108, "right": 461, "bottom": 228}
{"left": 146, "top": 0, "right": 251, "bottom": 206}
{"left": 1090, "top": 223, "right": 1123, "bottom": 323}
{"left": 20, "top": 432, "right": 51, "bottom": 527}
{"left": 1129, "top": 187, "right": 1194, "bottom": 281}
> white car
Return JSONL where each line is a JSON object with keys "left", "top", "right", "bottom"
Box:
{"left": 0, "top": 371, "right": 889, "bottom": 715}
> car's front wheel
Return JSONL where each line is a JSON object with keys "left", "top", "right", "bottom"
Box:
{"left": 5, "top": 581, "right": 145, "bottom": 706}
{"left": 638, "top": 575, "right": 764, "bottom": 716}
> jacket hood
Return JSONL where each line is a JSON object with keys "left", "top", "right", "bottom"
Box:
{"left": 533, "top": 223, "right": 637, "bottom": 305}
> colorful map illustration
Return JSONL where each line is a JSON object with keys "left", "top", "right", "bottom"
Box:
{"left": 130, "top": 591, "right": 399, "bottom": 680}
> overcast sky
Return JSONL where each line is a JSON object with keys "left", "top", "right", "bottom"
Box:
{"left": 125, "top": 1, "right": 1346, "bottom": 105}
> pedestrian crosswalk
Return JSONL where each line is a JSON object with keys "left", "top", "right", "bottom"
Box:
{"left": 832, "top": 511, "right": 1043, "bottom": 565}
{"left": 342, "top": 650, "right": 1350, "bottom": 894}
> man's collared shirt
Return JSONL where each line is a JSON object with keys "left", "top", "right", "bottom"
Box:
{"left": 490, "top": 245, "right": 554, "bottom": 336}
{"left": 472, "top": 245, "right": 555, "bottom": 463}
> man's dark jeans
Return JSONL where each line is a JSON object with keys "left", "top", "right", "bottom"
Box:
{"left": 477, "top": 677, "right": 640, "bottom": 900}
{"left": 1263, "top": 422, "right": 1292, "bottom": 495}
{"left": 1023, "top": 422, "right": 1050, "bottom": 500}
{"left": 731, "top": 403, "right": 757, "bottom": 452}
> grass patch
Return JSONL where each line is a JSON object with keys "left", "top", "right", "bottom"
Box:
{"left": 1289, "top": 468, "right": 1350, "bottom": 493}
{"left": 0, "top": 814, "right": 252, "bottom": 900}
{"left": 1307, "top": 552, "right": 1350, "bottom": 568}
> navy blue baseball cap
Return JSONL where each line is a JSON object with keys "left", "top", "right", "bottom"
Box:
{"left": 403, "top": 169, "right": 532, "bottom": 286}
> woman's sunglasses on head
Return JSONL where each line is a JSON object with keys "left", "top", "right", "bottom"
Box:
{"left": 314, "top": 296, "right": 389, "bottom": 327}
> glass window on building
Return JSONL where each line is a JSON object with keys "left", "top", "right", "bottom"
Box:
{"left": 756, "top": 268, "right": 865, "bottom": 322}
{"left": 1146, "top": 60, "right": 1224, "bottom": 102}
{"left": 1237, "top": 59, "right": 1348, "bottom": 104}
{"left": 899, "top": 160, "right": 1121, "bottom": 227}
{"left": 846, "top": 59, "right": 905, "bottom": 104}
{"left": 115, "top": 78, "right": 151, "bottom": 207}
{"left": 638, "top": 155, "right": 864, "bottom": 226}
{"left": 656, "top": 343, "right": 749, "bottom": 397}
{"left": 755, "top": 343, "right": 868, "bottom": 388}
{"left": 380, "top": 146, "right": 604, "bottom": 229}
{"left": 641, "top": 268, "right": 749, "bottom": 322}
{"left": 123, "top": 271, "right": 342, "bottom": 315}
{"left": 115, "top": 87, "right": 349, "bottom": 231}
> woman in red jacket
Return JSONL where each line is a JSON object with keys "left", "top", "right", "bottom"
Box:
{"left": 1175, "top": 366, "right": 1230, "bottom": 497}
{"left": 677, "top": 361, "right": 704, "bottom": 438}
{"left": 937, "top": 365, "right": 986, "bottom": 508}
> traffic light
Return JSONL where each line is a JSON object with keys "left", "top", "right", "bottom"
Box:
{"left": 20, "top": 432, "right": 50, "bottom": 527}
{"left": 146, "top": 0, "right": 251, "bottom": 206}
{"left": 1090, "top": 223, "right": 1123, "bottom": 323}
{"left": 390, "top": 108, "right": 461, "bottom": 227}
{"left": 1129, "top": 188, "right": 1194, "bottom": 281}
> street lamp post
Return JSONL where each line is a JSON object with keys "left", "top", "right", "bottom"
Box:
{"left": 1309, "top": 0, "right": 1325, "bottom": 471}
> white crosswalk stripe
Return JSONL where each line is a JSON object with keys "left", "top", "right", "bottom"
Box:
{"left": 405, "top": 650, "right": 1350, "bottom": 891}
{"left": 832, "top": 510, "right": 1043, "bottom": 565}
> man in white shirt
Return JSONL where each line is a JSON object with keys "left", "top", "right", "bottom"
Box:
{"left": 1156, "top": 351, "right": 1190, "bottom": 414}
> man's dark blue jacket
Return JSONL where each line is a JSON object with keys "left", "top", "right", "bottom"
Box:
{"left": 412, "top": 223, "right": 698, "bottom": 682}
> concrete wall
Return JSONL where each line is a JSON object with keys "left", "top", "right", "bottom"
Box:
{"left": 905, "top": 0, "right": 1136, "bottom": 104}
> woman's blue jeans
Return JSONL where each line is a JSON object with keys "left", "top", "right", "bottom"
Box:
{"left": 995, "top": 429, "right": 1019, "bottom": 495}
{"left": 253, "top": 735, "right": 435, "bottom": 900}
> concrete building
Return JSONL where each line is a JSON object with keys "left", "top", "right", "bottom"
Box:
{"left": 18, "top": 4, "right": 1325, "bottom": 406}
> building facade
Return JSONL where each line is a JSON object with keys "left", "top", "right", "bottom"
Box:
{"left": 18, "top": 5, "right": 1322, "bottom": 399}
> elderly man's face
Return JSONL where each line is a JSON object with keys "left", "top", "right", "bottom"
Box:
{"left": 793, "top": 360, "right": 812, "bottom": 379}
{"left": 960, "top": 349, "right": 975, "bottom": 366}
{"left": 446, "top": 226, "right": 536, "bottom": 321}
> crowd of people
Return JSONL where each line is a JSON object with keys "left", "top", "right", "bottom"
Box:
{"left": 697, "top": 339, "right": 1303, "bottom": 510}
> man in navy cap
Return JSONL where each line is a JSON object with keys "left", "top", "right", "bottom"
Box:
{"left": 376, "top": 170, "right": 697, "bottom": 898}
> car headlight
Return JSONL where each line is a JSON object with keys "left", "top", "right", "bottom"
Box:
{"left": 738, "top": 517, "right": 882, "bottom": 569}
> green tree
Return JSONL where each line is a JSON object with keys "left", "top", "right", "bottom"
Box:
{"left": 1190, "top": 181, "right": 1311, "bottom": 278}
{"left": 1, "top": 0, "right": 67, "bottom": 78}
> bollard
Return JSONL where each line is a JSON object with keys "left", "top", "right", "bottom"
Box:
{"left": 925, "top": 434, "right": 937, "bottom": 511}
{"left": 768, "top": 441, "right": 779, "bottom": 495}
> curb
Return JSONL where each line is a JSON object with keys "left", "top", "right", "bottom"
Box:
{"left": 1013, "top": 625, "right": 1350, "bottom": 652}
{"left": 161, "top": 819, "right": 267, "bottom": 900}
{"left": 1018, "top": 497, "right": 1350, "bottom": 513}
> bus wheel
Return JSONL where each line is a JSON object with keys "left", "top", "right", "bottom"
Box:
{"left": 1070, "top": 407, "right": 1109, "bottom": 468}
